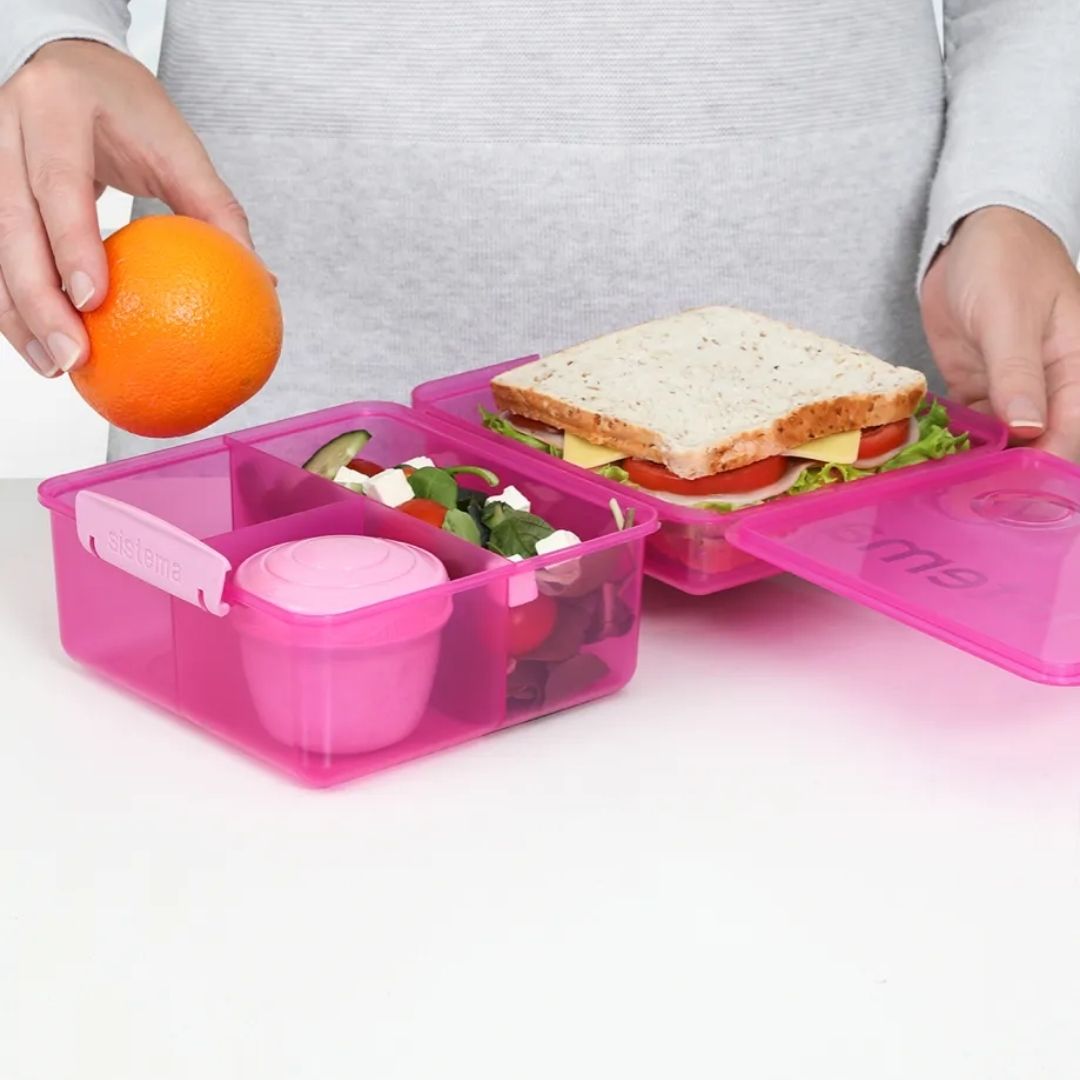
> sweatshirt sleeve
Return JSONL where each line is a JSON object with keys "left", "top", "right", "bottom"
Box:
{"left": 915, "top": 0, "right": 1080, "bottom": 285}
{"left": 918, "top": 0, "right": 1080, "bottom": 283}
{"left": 0, "top": 1, "right": 131, "bottom": 85}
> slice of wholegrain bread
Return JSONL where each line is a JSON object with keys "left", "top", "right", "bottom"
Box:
{"left": 491, "top": 306, "right": 927, "bottom": 478}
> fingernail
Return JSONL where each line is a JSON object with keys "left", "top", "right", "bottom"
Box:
{"left": 46, "top": 331, "right": 84, "bottom": 373}
{"left": 1006, "top": 397, "right": 1046, "bottom": 434}
{"left": 25, "top": 339, "right": 59, "bottom": 377}
{"left": 67, "top": 270, "right": 95, "bottom": 310}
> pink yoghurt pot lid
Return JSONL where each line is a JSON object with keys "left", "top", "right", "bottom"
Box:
{"left": 234, "top": 535, "right": 449, "bottom": 616}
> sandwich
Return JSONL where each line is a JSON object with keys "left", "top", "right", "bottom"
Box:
{"left": 482, "top": 306, "right": 969, "bottom": 510}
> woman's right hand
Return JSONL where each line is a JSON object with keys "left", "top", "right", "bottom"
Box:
{"left": 0, "top": 39, "right": 253, "bottom": 377}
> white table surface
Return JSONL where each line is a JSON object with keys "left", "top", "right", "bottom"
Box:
{"left": 3, "top": 478, "right": 1080, "bottom": 1080}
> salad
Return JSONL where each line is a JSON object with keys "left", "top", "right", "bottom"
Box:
{"left": 301, "top": 429, "right": 634, "bottom": 559}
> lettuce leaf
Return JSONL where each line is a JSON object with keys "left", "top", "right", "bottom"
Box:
{"left": 877, "top": 399, "right": 969, "bottom": 472}
{"left": 695, "top": 501, "right": 745, "bottom": 513}
{"left": 786, "top": 461, "right": 873, "bottom": 495}
{"left": 593, "top": 463, "right": 631, "bottom": 483}
{"left": 694, "top": 398, "right": 969, "bottom": 512}
{"left": 480, "top": 407, "right": 562, "bottom": 457}
{"left": 478, "top": 412, "right": 636, "bottom": 484}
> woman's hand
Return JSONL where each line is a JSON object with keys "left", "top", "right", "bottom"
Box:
{"left": 921, "top": 205, "right": 1080, "bottom": 459}
{"left": 0, "top": 40, "right": 253, "bottom": 378}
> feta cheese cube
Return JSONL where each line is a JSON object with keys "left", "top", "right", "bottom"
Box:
{"left": 486, "top": 485, "right": 531, "bottom": 513}
{"left": 360, "top": 468, "right": 415, "bottom": 508}
{"left": 402, "top": 455, "right": 436, "bottom": 470}
{"left": 333, "top": 465, "right": 362, "bottom": 486}
{"left": 506, "top": 554, "right": 525, "bottom": 563}
{"left": 534, "top": 529, "right": 581, "bottom": 556}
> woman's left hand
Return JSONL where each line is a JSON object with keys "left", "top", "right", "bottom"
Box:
{"left": 921, "top": 205, "right": 1080, "bottom": 459}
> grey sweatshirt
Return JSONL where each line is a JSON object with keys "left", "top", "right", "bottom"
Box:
{"left": 3, "top": 1, "right": 1080, "bottom": 460}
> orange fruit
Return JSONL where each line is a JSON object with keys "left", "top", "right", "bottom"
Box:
{"left": 73, "top": 215, "right": 283, "bottom": 438}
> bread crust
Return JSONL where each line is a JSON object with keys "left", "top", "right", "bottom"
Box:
{"left": 492, "top": 381, "right": 925, "bottom": 479}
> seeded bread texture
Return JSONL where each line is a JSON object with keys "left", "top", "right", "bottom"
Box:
{"left": 491, "top": 306, "right": 927, "bottom": 478}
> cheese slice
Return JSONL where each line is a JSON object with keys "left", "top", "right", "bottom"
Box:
{"left": 784, "top": 429, "right": 861, "bottom": 464}
{"left": 562, "top": 432, "right": 626, "bottom": 469}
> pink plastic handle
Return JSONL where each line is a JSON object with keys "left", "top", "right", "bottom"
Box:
{"left": 75, "top": 490, "right": 231, "bottom": 616}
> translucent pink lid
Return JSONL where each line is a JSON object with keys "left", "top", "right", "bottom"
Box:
{"left": 234, "top": 535, "right": 448, "bottom": 616}
{"left": 728, "top": 449, "right": 1080, "bottom": 685}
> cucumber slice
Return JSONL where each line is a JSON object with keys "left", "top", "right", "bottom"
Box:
{"left": 301, "top": 430, "right": 372, "bottom": 480}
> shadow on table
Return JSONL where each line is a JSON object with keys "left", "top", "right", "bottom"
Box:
{"left": 641, "top": 574, "right": 1071, "bottom": 734}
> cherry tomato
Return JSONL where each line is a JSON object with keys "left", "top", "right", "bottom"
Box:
{"left": 858, "top": 420, "right": 910, "bottom": 459}
{"left": 508, "top": 594, "right": 558, "bottom": 657}
{"left": 398, "top": 498, "right": 447, "bottom": 527}
{"left": 623, "top": 455, "right": 786, "bottom": 496}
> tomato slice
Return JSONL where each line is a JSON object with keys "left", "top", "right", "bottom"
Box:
{"left": 345, "top": 458, "right": 382, "bottom": 477}
{"left": 508, "top": 413, "right": 561, "bottom": 435}
{"left": 624, "top": 455, "right": 786, "bottom": 496}
{"left": 398, "top": 498, "right": 447, "bottom": 527}
{"left": 508, "top": 594, "right": 558, "bottom": 657}
{"left": 347, "top": 459, "right": 416, "bottom": 477}
{"left": 857, "top": 420, "right": 910, "bottom": 460}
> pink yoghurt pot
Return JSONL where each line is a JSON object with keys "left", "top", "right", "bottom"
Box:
{"left": 232, "top": 535, "right": 452, "bottom": 755}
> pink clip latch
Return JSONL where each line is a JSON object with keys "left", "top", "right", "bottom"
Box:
{"left": 75, "top": 491, "right": 231, "bottom": 616}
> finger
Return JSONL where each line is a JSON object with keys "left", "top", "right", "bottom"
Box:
{"left": 0, "top": 265, "right": 58, "bottom": 377}
{"left": 1034, "top": 296, "right": 1080, "bottom": 460}
{"left": 1033, "top": 369, "right": 1080, "bottom": 459}
{"left": 976, "top": 304, "right": 1047, "bottom": 439}
{"left": 923, "top": 330, "right": 989, "bottom": 409}
{"left": 20, "top": 92, "right": 108, "bottom": 312}
{"left": 152, "top": 125, "right": 255, "bottom": 250}
{"left": 0, "top": 110, "right": 88, "bottom": 372}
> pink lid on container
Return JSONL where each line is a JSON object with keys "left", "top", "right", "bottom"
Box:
{"left": 727, "top": 448, "right": 1080, "bottom": 685}
{"left": 234, "top": 535, "right": 448, "bottom": 616}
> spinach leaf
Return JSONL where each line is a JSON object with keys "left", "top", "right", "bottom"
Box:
{"left": 407, "top": 466, "right": 459, "bottom": 509}
{"left": 444, "top": 465, "right": 500, "bottom": 488}
{"left": 455, "top": 488, "right": 492, "bottom": 546}
{"left": 442, "top": 507, "right": 483, "bottom": 545}
{"left": 482, "top": 500, "right": 509, "bottom": 529}
{"left": 486, "top": 509, "right": 555, "bottom": 558}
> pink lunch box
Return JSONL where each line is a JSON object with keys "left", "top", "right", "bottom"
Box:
{"left": 411, "top": 358, "right": 1009, "bottom": 595}
{"left": 416, "top": 358, "right": 1080, "bottom": 683}
{"left": 41, "top": 357, "right": 1080, "bottom": 786}
{"left": 38, "top": 403, "right": 659, "bottom": 787}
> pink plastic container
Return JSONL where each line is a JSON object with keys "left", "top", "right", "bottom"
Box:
{"left": 728, "top": 447, "right": 1080, "bottom": 685}
{"left": 38, "top": 404, "right": 658, "bottom": 787}
{"left": 411, "top": 358, "right": 1010, "bottom": 595}
{"left": 232, "top": 535, "right": 453, "bottom": 754}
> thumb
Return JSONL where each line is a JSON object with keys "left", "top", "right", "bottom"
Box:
{"left": 977, "top": 306, "right": 1048, "bottom": 439}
